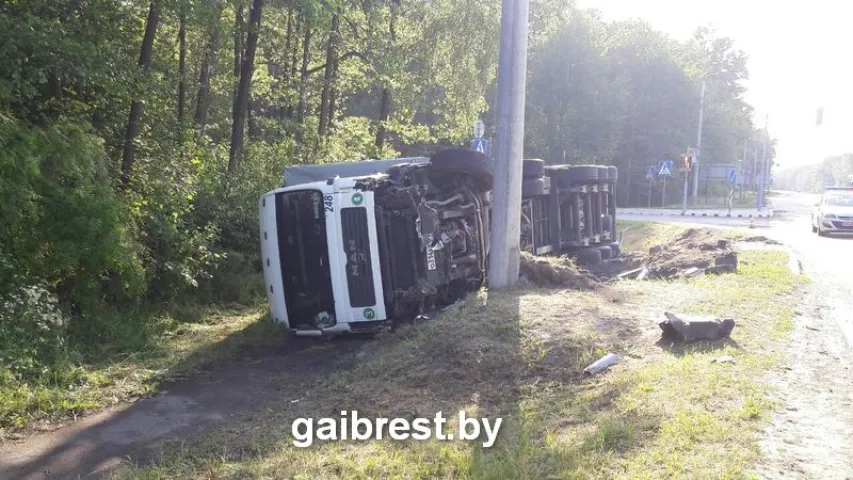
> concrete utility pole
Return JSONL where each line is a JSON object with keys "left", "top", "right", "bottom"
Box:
{"left": 488, "top": 0, "right": 529, "bottom": 289}
{"left": 758, "top": 114, "right": 769, "bottom": 211}
{"left": 752, "top": 144, "right": 758, "bottom": 193}
{"left": 740, "top": 142, "right": 747, "bottom": 200}
{"left": 691, "top": 80, "right": 706, "bottom": 205}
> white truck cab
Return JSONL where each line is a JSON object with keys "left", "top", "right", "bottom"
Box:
{"left": 259, "top": 176, "right": 390, "bottom": 336}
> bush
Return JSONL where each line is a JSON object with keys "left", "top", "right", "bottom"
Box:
{"left": 0, "top": 280, "right": 74, "bottom": 384}
{"left": 0, "top": 113, "right": 145, "bottom": 312}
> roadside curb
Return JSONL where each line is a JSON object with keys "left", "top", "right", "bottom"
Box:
{"left": 618, "top": 209, "right": 774, "bottom": 219}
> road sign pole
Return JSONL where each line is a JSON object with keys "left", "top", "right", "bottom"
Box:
{"left": 691, "top": 80, "right": 705, "bottom": 206}
{"left": 488, "top": 0, "right": 529, "bottom": 289}
{"left": 758, "top": 114, "right": 768, "bottom": 212}
{"left": 648, "top": 178, "right": 653, "bottom": 208}
{"left": 662, "top": 175, "right": 667, "bottom": 207}
{"left": 681, "top": 147, "right": 689, "bottom": 215}
{"left": 740, "top": 143, "right": 747, "bottom": 200}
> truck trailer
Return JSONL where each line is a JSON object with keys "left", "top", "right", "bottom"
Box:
{"left": 258, "top": 148, "right": 617, "bottom": 338}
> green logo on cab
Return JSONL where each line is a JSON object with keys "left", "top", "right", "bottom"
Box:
{"left": 363, "top": 308, "right": 375, "bottom": 319}
{"left": 352, "top": 192, "right": 364, "bottom": 205}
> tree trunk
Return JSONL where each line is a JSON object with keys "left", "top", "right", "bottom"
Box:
{"left": 177, "top": 11, "right": 187, "bottom": 126}
{"left": 248, "top": 95, "right": 260, "bottom": 139}
{"left": 232, "top": 3, "right": 244, "bottom": 110}
{"left": 328, "top": 66, "right": 339, "bottom": 132}
{"left": 293, "top": 23, "right": 311, "bottom": 158}
{"left": 195, "top": 26, "right": 220, "bottom": 130}
{"left": 375, "top": 6, "right": 397, "bottom": 149}
{"left": 318, "top": 12, "right": 339, "bottom": 136}
{"left": 120, "top": 0, "right": 162, "bottom": 189}
{"left": 228, "top": 0, "right": 264, "bottom": 173}
{"left": 296, "top": 25, "right": 311, "bottom": 126}
{"left": 287, "top": 12, "right": 300, "bottom": 120}
{"left": 375, "top": 88, "right": 391, "bottom": 149}
{"left": 280, "top": 4, "right": 293, "bottom": 121}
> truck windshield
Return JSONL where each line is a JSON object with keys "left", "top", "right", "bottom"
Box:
{"left": 274, "top": 190, "right": 335, "bottom": 328}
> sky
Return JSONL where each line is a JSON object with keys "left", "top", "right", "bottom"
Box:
{"left": 576, "top": 0, "right": 853, "bottom": 169}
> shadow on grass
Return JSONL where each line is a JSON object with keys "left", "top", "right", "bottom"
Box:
{"left": 5, "top": 286, "right": 668, "bottom": 479}
{"left": 655, "top": 336, "right": 742, "bottom": 356}
{"left": 2, "top": 303, "right": 379, "bottom": 480}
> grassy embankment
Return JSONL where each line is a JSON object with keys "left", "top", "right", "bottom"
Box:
{"left": 125, "top": 224, "right": 804, "bottom": 479}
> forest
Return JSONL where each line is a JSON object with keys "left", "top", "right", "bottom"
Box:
{"left": 774, "top": 154, "right": 853, "bottom": 192}
{"left": 0, "top": 0, "right": 760, "bottom": 429}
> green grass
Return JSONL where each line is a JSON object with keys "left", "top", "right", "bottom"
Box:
{"left": 0, "top": 303, "right": 283, "bottom": 438}
{"left": 126, "top": 229, "right": 805, "bottom": 479}
{"left": 654, "top": 191, "right": 760, "bottom": 210}
{"left": 616, "top": 220, "right": 684, "bottom": 253}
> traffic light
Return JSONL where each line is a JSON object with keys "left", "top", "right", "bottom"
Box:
{"left": 680, "top": 154, "right": 692, "bottom": 173}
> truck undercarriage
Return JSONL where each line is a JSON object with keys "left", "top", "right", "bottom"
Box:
{"left": 361, "top": 155, "right": 491, "bottom": 320}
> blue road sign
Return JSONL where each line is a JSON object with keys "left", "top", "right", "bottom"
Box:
{"left": 729, "top": 169, "right": 737, "bottom": 185}
{"left": 659, "top": 160, "right": 674, "bottom": 176}
{"left": 472, "top": 138, "right": 488, "bottom": 153}
{"left": 646, "top": 167, "right": 655, "bottom": 180}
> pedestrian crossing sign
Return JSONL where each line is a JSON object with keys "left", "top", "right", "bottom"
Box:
{"left": 472, "top": 138, "right": 488, "bottom": 153}
{"left": 659, "top": 160, "right": 674, "bottom": 176}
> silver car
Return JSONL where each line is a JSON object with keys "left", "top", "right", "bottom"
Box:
{"left": 812, "top": 187, "right": 853, "bottom": 236}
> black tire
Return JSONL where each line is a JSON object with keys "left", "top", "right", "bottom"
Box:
{"left": 544, "top": 165, "right": 568, "bottom": 175}
{"left": 523, "top": 159, "right": 545, "bottom": 178}
{"left": 545, "top": 165, "right": 571, "bottom": 189}
{"left": 607, "top": 241, "right": 621, "bottom": 258}
{"left": 429, "top": 148, "right": 495, "bottom": 188}
{"left": 522, "top": 176, "right": 549, "bottom": 197}
{"left": 811, "top": 223, "right": 817, "bottom": 233}
{"left": 566, "top": 165, "right": 599, "bottom": 183}
{"left": 598, "top": 245, "right": 613, "bottom": 260}
{"left": 607, "top": 166, "right": 618, "bottom": 182}
{"left": 576, "top": 247, "right": 602, "bottom": 266}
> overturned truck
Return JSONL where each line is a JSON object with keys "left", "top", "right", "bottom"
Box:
{"left": 259, "top": 149, "right": 618, "bottom": 337}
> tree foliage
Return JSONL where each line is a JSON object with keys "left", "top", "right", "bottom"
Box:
{"left": 776, "top": 154, "right": 853, "bottom": 193}
{"left": 0, "top": 0, "right": 765, "bottom": 401}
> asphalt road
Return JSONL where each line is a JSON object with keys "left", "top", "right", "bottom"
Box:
{"left": 621, "top": 191, "right": 853, "bottom": 478}
{"left": 622, "top": 190, "right": 853, "bottom": 348}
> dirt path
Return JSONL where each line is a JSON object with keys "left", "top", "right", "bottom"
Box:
{"left": 755, "top": 279, "right": 853, "bottom": 479}
{"left": 0, "top": 338, "right": 369, "bottom": 480}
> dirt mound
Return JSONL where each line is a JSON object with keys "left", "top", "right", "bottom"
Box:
{"left": 519, "top": 252, "right": 599, "bottom": 289}
{"left": 742, "top": 235, "right": 782, "bottom": 245}
{"left": 642, "top": 228, "right": 738, "bottom": 278}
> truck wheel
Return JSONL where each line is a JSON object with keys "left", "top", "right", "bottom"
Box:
{"left": 430, "top": 148, "right": 494, "bottom": 188}
{"left": 522, "top": 177, "right": 549, "bottom": 197}
{"left": 607, "top": 166, "right": 618, "bottom": 182}
{"left": 523, "top": 159, "right": 545, "bottom": 178}
{"left": 545, "top": 165, "right": 573, "bottom": 188}
{"left": 566, "top": 165, "right": 599, "bottom": 183}
{"left": 597, "top": 245, "right": 613, "bottom": 260}
{"left": 544, "top": 165, "right": 568, "bottom": 176}
{"left": 576, "top": 247, "right": 602, "bottom": 266}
